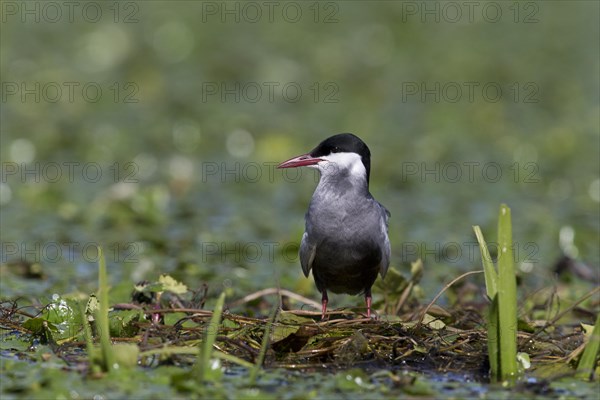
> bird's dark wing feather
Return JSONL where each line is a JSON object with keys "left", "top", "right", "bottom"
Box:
{"left": 377, "top": 202, "right": 391, "bottom": 278}
{"left": 299, "top": 232, "right": 316, "bottom": 277}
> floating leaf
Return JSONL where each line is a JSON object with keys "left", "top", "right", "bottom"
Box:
{"left": 421, "top": 314, "right": 445, "bottom": 330}
{"left": 158, "top": 274, "right": 188, "bottom": 294}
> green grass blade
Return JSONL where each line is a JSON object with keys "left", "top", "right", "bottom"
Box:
{"left": 214, "top": 352, "right": 255, "bottom": 369}
{"left": 96, "top": 246, "right": 114, "bottom": 372}
{"left": 79, "top": 302, "right": 100, "bottom": 375}
{"left": 576, "top": 313, "right": 600, "bottom": 380}
{"left": 249, "top": 303, "right": 278, "bottom": 385}
{"left": 497, "top": 204, "right": 518, "bottom": 382}
{"left": 140, "top": 343, "right": 254, "bottom": 369}
{"left": 197, "top": 292, "right": 226, "bottom": 382}
{"left": 473, "top": 226, "right": 498, "bottom": 298}
{"left": 488, "top": 295, "right": 500, "bottom": 380}
{"left": 473, "top": 225, "right": 500, "bottom": 379}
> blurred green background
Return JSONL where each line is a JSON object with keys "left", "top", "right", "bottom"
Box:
{"left": 1, "top": 1, "right": 598, "bottom": 308}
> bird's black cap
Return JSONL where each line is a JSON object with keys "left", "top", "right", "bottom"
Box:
{"left": 310, "top": 133, "right": 372, "bottom": 182}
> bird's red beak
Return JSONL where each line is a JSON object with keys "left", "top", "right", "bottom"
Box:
{"left": 277, "top": 153, "right": 323, "bottom": 169}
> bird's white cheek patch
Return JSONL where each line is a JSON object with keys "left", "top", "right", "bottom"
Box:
{"left": 319, "top": 152, "right": 366, "bottom": 179}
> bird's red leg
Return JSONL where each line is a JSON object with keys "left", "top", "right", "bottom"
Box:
{"left": 365, "top": 289, "right": 372, "bottom": 318}
{"left": 321, "top": 291, "right": 328, "bottom": 320}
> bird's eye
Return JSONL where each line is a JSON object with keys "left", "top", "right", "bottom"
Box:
{"left": 332, "top": 146, "right": 340, "bottom": 153}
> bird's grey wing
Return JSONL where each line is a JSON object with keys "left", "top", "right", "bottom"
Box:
{"left": 299, "top": 232, "right": 316, "bottom": 277}
{"left": 377, "top": 203, "right": 391, "bottom": 278}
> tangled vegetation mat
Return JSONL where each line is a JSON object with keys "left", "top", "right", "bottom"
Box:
{"left": 1, "top": 269, "right": 598, "bottom": 399}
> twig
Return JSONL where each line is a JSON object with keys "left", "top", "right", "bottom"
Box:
{"left": 227, "top": 288, "right": 322, "bottom": 310}
{"left": 395, "top": 281, "right": 414, "bottom": 315}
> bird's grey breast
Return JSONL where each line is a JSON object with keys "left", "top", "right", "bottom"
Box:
{"left": 307, "top": 183, "right": 382, "bottom": 239}
{"left": 305, "top": 183, "right": 388, "bottom": 265}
